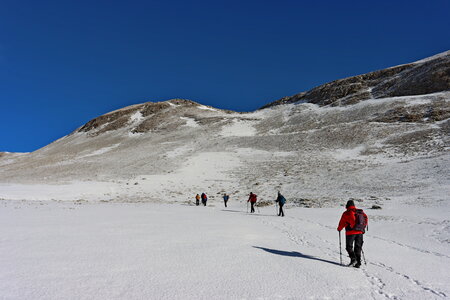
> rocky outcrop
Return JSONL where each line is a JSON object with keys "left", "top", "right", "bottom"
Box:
{"left": 261, "top": 51, "right": 450, "bottom": 109}
{"left": 77, "top": 105, "right": 142, "bottom": 135}
{"left": 77, "top": 99, "right": 201, "bottom": 135}
{"left": 371, "top": 98, "right": 450, "bottom": 123}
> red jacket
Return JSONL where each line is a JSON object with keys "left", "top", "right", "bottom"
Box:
{"left": 337, "top": 206, "right": 367, "bottom": 235}
{"left": 248, "top": 193, "right": 257, "bottom": 203}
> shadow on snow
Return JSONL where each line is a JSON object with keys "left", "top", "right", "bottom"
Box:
{"left": 221, "top": 209, "right": 243, "bottom": 213}
{"left": 253, "top": 246, "right": 341, "bottom": 267}
{"left": 221, "top": 210, "right": 279, "bottom": 217}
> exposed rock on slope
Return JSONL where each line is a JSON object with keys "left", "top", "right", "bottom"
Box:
{"left": 77, "top": 99, "right": 228, "bottom": 135}
{"left": 262, "top": 51, "right": 450, "bottom": 108}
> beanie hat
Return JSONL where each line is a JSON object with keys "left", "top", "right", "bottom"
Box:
{"left": 346, "top": 200, "right": 355, "bottom": 208}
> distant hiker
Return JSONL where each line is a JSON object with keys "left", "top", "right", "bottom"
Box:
{"left": 195, "top": 194, "right": 200, "bottom": 206}
{"left": 223, "top": 193, "right": 229, "bottom": 207}
{"left": 275, "top": 191, "right": 286, "bottom": 217}
{"left": 201, "top": 193, "right": 208, "bottom": 206}
{"left": 248, "top": 192, "right": 257, "bottom": 213}
{"left": 337, "top": 200, "right": 368, "bottom": 268}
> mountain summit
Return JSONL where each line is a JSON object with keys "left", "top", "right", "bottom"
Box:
{"left": 76, "top": 99, "right": 231, "bottom": 136}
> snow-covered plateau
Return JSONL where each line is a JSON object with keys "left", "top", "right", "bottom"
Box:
{"left": 0, "top": 51, "right": 449, "bottom": 299}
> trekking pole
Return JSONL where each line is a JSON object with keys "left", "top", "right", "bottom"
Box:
{"left": 246, "top": 201, "right": 249, "bottom": 213}
{"left": 275, "top": 201, "right": 278, "bottom": 215}
{"left": 362, "top": 249, "right": 367, "bottom": 265}
{"left": 256, "top": 204, "right": 260, "bottom": 214}
{"left": 339, "top": 231, "right": 342, "bottom": 266}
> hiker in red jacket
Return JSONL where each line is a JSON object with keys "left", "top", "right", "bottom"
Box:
{"left": 337, "top": 200, "right": 368, "bottom": 268}
{"left": 248, "top": 192, "right": 257, "bottom": 213}
{"left": 201, "top": 193, "right": 207, "bottom": 206}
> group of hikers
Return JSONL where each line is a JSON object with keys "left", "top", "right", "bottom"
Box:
{"left": 195, "top": 191, "right": 286, "bottom": 216}
{"left": 247, "top": 191, "right": 286, "bottom": 216}
{"left": 195, "top": 193, "right": 208, "bottom": 206}
{"left": 194, "top": 191, "right": 368, "bottom": 268}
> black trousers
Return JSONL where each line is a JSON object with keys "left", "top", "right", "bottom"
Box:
{"left": 278, "top": 203, "right": 284, "bottom": 216}
{"left": 224, "top": 200, "right": 228, "bottom": 207}
{"left": 346, "top": 234, "right": 364, "bottom": 262}
{"left": 250, "top": 202, "right": 255, "bottom": 213}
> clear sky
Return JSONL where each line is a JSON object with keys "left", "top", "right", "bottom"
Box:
{"left": 1, "top": 0, "right": 449, "bottom": 152}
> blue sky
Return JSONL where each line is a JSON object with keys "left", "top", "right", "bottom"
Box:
{"left": 1, "top": 0, "right": 449, "bottom": 152}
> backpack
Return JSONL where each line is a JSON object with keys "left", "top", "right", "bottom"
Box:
{"left": 353, "top": 209, "right": 368, "bottom": 233}
{"left": 279, "top": 196, "right": 286, "bottom": 205}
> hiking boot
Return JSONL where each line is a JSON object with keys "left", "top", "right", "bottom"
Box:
{"left": 348, "top": 259, "right": 356, "bottom": 267}
{"left": 354, "top": 262, "right": 361, "bottom": 268}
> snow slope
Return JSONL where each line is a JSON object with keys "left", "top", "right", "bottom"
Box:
{"left": 0, "top": 92, "right": 448, "bottom": 207}
{"left": 0, "top": 200, "right": 448, "bottom": 299}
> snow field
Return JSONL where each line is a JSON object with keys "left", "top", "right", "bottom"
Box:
{"left": 220, "top": 119, "right": 258, "bottom": 137}
{"left": 0, "top": 201, "right": 449, "bottom": 299}
{"left": 0, "top": 152, "right": 241, "bottom": 202}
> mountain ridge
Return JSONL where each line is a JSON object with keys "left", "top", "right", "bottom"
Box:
{"left": 261, "top": 50, "right": 450, "bottom": 109}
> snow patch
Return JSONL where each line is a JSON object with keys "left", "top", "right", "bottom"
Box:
{"left": 180, "top": 117, "right": 199, "bottom": 128}
{"left": 331, "top": 145, "right": 366, "bottom": 160}
{"left": 198, "top": 105, "right": 218, "bottom": 112}
{"left": 233, "top": 147, "right": 271, "bottom": 157}
{"left": 220, "top": 119, "right": 257, "bottom": 137}
{"left": 79, "top": 143, "right": 121, "bottom": 158}
{"left": 130, "top": 152, "right": 241, "bottom": 199}
{"left": 273, "top": 151, "right": 296, "bottom": 157}
{"left": 165, "top": 145, "right": 192, "bottom": 158}
{"left": 127, "top": 131, "right": 144, "bottom": 137}
{"left": 129, "top": 111, "right": 143, "bottom": 123}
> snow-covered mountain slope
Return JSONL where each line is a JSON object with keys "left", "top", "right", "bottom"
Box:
{"left": 0, "top": 53, "right": 449, "bottom": 207}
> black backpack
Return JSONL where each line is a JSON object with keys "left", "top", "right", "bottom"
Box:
{"left": 353, "top": 209, "right": 368, "bottom": 233}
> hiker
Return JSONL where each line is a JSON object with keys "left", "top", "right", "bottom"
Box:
{"left": 223, "top": 193, "right": 229, "bottom": 207}
{"left": 337, "top": 200, "right": 368, "bottom": 268}
{"left": 275, "top": 191, "right": 286, "bottom": 216}
{"left": 201, "top": 193, "right": 207, "bottom": 206}
{"left": 195, "top": 194, "right": 200, "bottom": 206}
{"left": 248, "top": 192, "right": 257, "bottom": 213}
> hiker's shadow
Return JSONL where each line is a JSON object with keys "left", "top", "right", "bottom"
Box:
{"left": 221, "top": 209, "right": 242, "bottom": 213}
{"left": 253, "top": 246, "right": 341, "bottom": 266}
{"left": 221, "top": 210, "right": 278, "bottom": 217}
